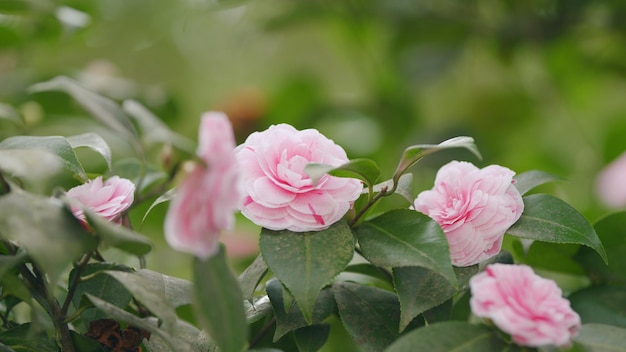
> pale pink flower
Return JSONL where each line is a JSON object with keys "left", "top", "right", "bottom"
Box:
{"left": 413, "top": 161, "right": 524, "bottom": 266}
{"left": 470, "top": 264, "right": 581, "bottom": 347}
{"left": 596, "top": 151, "right": 626, "bottom": 209}
{"left": 164, "top": 112, "right": 242, "bottom": 259}
{"left": 66, "top": 176, "right": 135, "bottom": 224}
{"left": 235, "top": 124, "right": 362, "bottom": 232}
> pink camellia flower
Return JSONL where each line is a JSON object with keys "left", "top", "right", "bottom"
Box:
{"left": 164, "top": 112, "right": 242, "bottom": 259}
{"left": 470, "top": 264, "right": 581, "bottom": 347}
{"left": 596, "top": 151, "right": 626, "bottom": 209}
{"left": 235, "top": 124, "right": 362, "bottom": 232}
{"left": 413, "top": 161, "right": 524, "bottom": 267}
{"left": 66, "top": 175, "right": 135, "bottom": 224}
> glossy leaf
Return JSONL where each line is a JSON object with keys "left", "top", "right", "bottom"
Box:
{"left": 104, "top": 270, "right": 178, "bottom": 333}
{"left": 574, "top": 324, "right": 626, "bottom": 351}
{"left": 123, "top": 99, "right": 195, "bottom": 153}
{"left": 143, "top": 317, "right": 216, "bottom": 352}
{"left": 70, "top": 331, "right": 108, "bottom": 352}
{"left": 29, "top": 76, "right": 137, "bottom": 139}
{"left": 385, "top": 322, "right": 506, "bottom": 352}
{"left": 0, "top": 192, "right": 97, "bottom": 284}
{"left": 513, "top": 170, "right": 560, "bottom": 195}
{"left": 333, "top": 281, "right": 401, "bottom": 352}
{"left": 71, "top": 263, "right": 133, "bottom": 313}
{"left": 66, "top": 132, "right": 112, "bottom": 170}
{"left": 84, "top": 210, "right": 152, "bottom": 256}
{"left": 525, "top": 242, "right": 585, "bottom": 275}
{"left": 245, "top": 295, "right": 273, "bottom": 324}
{"left": 0, "top": 324, "right": 58, "bottom": 352}
{"left": 136, "top": 269, "right": 193, "bottom": 308}
{"left": 392, "top": 136, "right": 481, "bottom": 183}
{"left": 193, "top": 245, "right": 248, "bottom": 352}
{"left": 355, "top": 209, "right": 456, "bottom": 286}
{"left": 260, "top": 220, "right": 354, "bottom": 323}
{"left": 85, "top": 294, "right": 192, "bottom": 352}
{"left": 393, "top": 265, "right": 478, "bottom": 331}
{"left": 0, "top": 149, "right": 62, "bottom": 183}
{"left": 568, "top": 286, "right": 626, "bottom": 328}
{"left": 371, "top": 173, "right": 414, "bottom": 203}
{"left": 239, "top": 253, "right": 268, "bottom": 302}
{"left": 294, "top": 324, "right": 330, "bottom": 352}
{"left": 305, "top": 158, "right": 380, "bottom": 188}
{"left": 266, "top": 279, "right": 335, "bottom": 341}
{"left": 576, "top": 212, "right": 626, "bottom": 286}
{"left": 507, "top": 194, "right": 607, "bottom": 263}
{"left": 0, "top": 135, "right": 86, "bottom": 180}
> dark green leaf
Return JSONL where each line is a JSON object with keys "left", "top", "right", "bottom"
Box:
{"left": 569, "top": 286, "right": 626, "bottom": 328}
{"left": 574, "top": 323, "right": 626, "bottom": 351}
{"left": 266, "top": 279, "right": 335, "bottom": 341}
{"left": 0, "top": 192, "right": 97, "bottom": 284}
{"left": 355, "top": 209, "right": 456, "bottom": 286}
{"left": 260, "top": 220, "right": 354, "bottom": 323}
{"left": 85, "top": 294, "right": 193, "bottom": 352}
{"left": 333, "top": 282, "right": 401, "bottom": 352}
{"left": 576, "top": 212, "right": 626, "bottom": 286}
{"left": 525, "top": 242, "right": 585, "bottom": 275}
{"left": 294, "top": 324, "right": 330, "bottom": 352}
{"left": 0, "top": 135, "right": 86, "bottom": 180}
{"left": 507, "top": 194, "right": 607, "bottom": 264}
{"left": 29, "top": 76, "right": 137, "bottom": 139}
{"left": 0, "top": 343, "right": 16, "bottom": 352}
{"left": 84, "top": 210, "right": 152, "bottom": 256}
{"left": 104, "top": 270, "right": 178, "bottom": 333}
{"left": 122, "top": 99, "right": 195, "bottom": 153}
{"left": 393, "top": 265, "right": 478, "bottom": 331}
{"left": 193, "top": 245, "right": 247, "bottom": 352}
{"left": 0, "top": 324, "right": 58, "bottom": 352}
{"left": 513, "top": 170, "right": 560, "bottom": 195}
{"left": 66, "top": 133, "right": 112, "bottom": 170}
{"left": 422, "top": 299, "right": 453, "bottom": 325}
{"left": 136, "top": 269, "right": 193, "bottom": 308}
{"left": 70, "top": 331, "right": 107, "bottom": 352}
{"left": 392, "top": 136, "right": 481, "bottom": 182}
{"left": 385, "top": 322, "right": 506, "bottom": 352}
{"left": 239, "top": 253, "right": 268, "bottom": 302}
{"left": 344, "top": 263, "right": 393, "bottom": 286}
{"left": 71, "top": 264, "right": 132, "bottom": 313}
{"left": 305, "top": 158, "right": 380, "bottom": 188}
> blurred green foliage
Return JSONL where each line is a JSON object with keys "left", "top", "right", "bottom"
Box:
{"left": 3, "top": 0, "right": 626, "bottom": 282}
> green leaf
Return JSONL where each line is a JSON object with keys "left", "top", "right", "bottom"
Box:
{"left": 568, "top": 286, "right": 626, "bottom": 328}
{"left": 239, "top": 253, "right": 268, "bottom": 302}
{"left": 69, "top": 331, "right": 107, "bottom": 352}
{"left": 104, "top": 270, "right": 178, "bottom": 333}
{"left": 371, "top": 173, "right": 414, "bottom": 203}
{"left": 143, "top": 317, "right": 216, "bottom": 352}
{"left": 385, "top": 322, "right": 506, "bottom": 352}
{"left": 393, "top": 265, "right": 478, "bottom": 332}
{"left": 0, "top": 324, "right": 58, "bottom": 352}
{"left": 333, "top": 282, "right": 402, "bottom": 352}
{"left": 0, "top": 149, "right": 63, "bottom": 184}
{"left": 0, "top": 252, "right": 26, "bottom": 280}
{"left": 525, "top": 242, "right": 585, "bottom": 275}
{"left": 259, "top": 220, "right": 355, "bottom": 323}
{"left": 507, "top": 194, "right": 607, "bottom": 264}
{"left": 305, "top": 158, "right": 379, "bottom": 188}
{"left": 392, "top": 136, "right": 481, "bottom": 183}
{"left": 112, "top": 158, "right": 168, "bottom": 195}
{"left": 85, "top": 294, "right": 193, "bottom": 352}
{"left": 142, "top": 188, "right": 175, "bottom": 224}
{"left": 71, "top": 263, "right": 133, "bottom": 314}
{"left": 344, "top": 263, "right": 393, "bottom": 286}
{"left": 576, "top": 212, "right": 626, "bottom": 286}
{"left": 193, "top": 245, "right": 248, "bottom": 352}
{"left": 84, "top": 210, "right": 152, "bottom": 256}
{"left": 0, "top": 135, "right": 86, "bottom": 180}
{"left": 266, "top": 279, "right": 335, "bottom": 341}
{"left": 294, "top": 324, "right": 330, "bottom": 352}
{"left": 29, "top": 76, "right": 137, "bottom": 139}
{"left": 244, "top": 295, "right": 273, "bottom": 324}
{"left": 0, "top": 191, "right": 97, "bottom": 284}
{"left": 574, "top": 324, "right": 626, "bottom": 351}
{"left": 66, "top": 133, "right": 112, "bottom": 171}
{"left": 135, "top": 269, "right": 193, "bottom": 308}
{"left": 122, "top": 99, "right": 195, "bottom": 153}
{"left": 513, "top": 170, "right": 560, "bottom": 195}
{"left": 354, "top": 209, "right": 456, "bottom": 287}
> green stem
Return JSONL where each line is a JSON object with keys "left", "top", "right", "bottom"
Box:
{"left": 61, "top": 253, "right": 92, "bottom": 316}
{"left": 349, "top": 186, "right": 388, "bottom": 227}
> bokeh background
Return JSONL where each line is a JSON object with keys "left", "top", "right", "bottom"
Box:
{"left": 2, "top": 0, "right": 626, "bottom": 295}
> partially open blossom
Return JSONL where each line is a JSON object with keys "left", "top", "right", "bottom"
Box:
{"left": 66, "top": 176, "right": 135, "bottom": 224}
{"left": 413, "top": 161, "right": 524, "bottom": 266}
{"left": 164, "top": 112, "right": 242, "bottom": 259}
{"left": 595, "top": 151, "right": 626, "bottom": 209}
{"left": 235, "top": 124, "right": 362, "bottom": 232}
{"left": 470, "top": 264, "right": 581, "bottom": 347}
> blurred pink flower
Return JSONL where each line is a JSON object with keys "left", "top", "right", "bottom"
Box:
{"left": 596, "top": 151, "right": 626, "bottom": 209}
{"left": 235, "top": 124, "right": 362, "bottom": 232}
{"left": 66, "top": 175, "right": 135, "bottom": 224}
{"left": 413, "top": 161, "right": 524, "bottom": 266}
{"left": 164, "top": 112, "right": 242, "bottom": 259}
{"left": 470, "top": 264, "right": 581, "bottom": 347}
